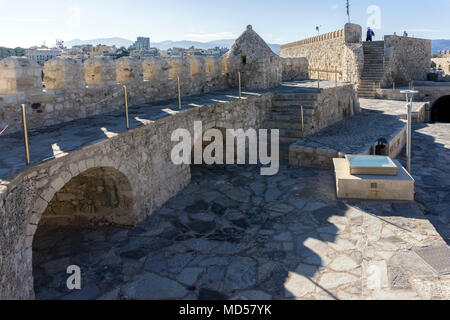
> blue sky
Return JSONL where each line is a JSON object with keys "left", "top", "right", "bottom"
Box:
{"left": 1, "top": 0, "right": 450, "bottom": 48}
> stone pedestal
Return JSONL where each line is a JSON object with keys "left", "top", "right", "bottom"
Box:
{"left": 333, "top": 158, "right": 414, "bottom": 201}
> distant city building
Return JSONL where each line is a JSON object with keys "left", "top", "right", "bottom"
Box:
{"left": 204, "top": 46, "right": 229, "bottom": 56}
{"left": 133, "top": 37, "right": 150, "bottom": 50}
{"left": 26, "top": 46, "right": 62, "bottom": 66}
{"left": 130, "top": 48, "right": 160, "bottom": 59}
{"left": 162, "top": 46, "right": 229, "bottom": 57}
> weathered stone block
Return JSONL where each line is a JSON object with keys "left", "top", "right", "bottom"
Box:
{"left": 84, "top": 57, "right": 116, "bottom": 86}
{"left": 0, "top": 57, "right": 41, "bottom": 95}
{"left": 43, "top": 57, "right": 85, "bottom": 90}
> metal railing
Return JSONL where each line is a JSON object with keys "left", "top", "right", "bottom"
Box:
{"left": 309, "top": 67, "right": 343, "bottom": 89}
{"left": 7, "top": 70, "right": 249, "bottom": 166}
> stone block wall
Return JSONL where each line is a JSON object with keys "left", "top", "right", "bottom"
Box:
{"left": 0, "top": 92, "right": 273, "bottom": 300}
{"left": 383, "top": 35, "right": 432, "bottom": 86}
{"left": 281, "top": 57, "right": 309, "bottom": 81}
{"left": 280, "top": 23, "right": 363, "bottom": 84}
{"left": 309, "top": 84, "right": 360, "bottom": 134}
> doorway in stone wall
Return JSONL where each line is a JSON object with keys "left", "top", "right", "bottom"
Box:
{"left": 431, "top": 95, "right": 450, "bottom": 123}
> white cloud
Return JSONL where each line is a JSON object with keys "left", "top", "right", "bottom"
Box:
{"left": 330, "top": 4, "right": 339, "bottom": 11}
{"left": 184, "top": 32, "right": 237, "bottom": 41}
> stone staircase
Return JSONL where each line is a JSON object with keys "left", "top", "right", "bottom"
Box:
{"left": 357, "top": 41, "right": 385, "bottom": 98}
{"left": 264, "top": 90, "right": 318, "bottom": 160}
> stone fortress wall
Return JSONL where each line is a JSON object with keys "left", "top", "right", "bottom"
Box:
{"left": 0, "top": 91, "right": 273, "bottom": 299}
{"left": 0, "top": 44, "right": 308, "bottom": 134}
{"left": 382, "top": 35, "right": 431, "bottom": 86}
{"left": 280, "top": 23, "right": 432, "bottom": 87}
{"left": 280, "top": 23, "right": 364, "bottom": 84}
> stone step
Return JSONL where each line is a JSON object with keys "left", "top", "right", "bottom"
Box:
{"left": 270, "top": 106, "right": 315, "bottom": 115}
{"left": 357, "top": 85, "right": 379, "bottom": 90}
{"left": 276, "top": 128, "right": 305, "bottom": 138}
{"left": 364, "top": 60, "right": 384, "bottom": 64}
{"left": 264, "top": 120, "right": 305, "bottom": 130}
{"left": 279, "top": 136, "right": 299, "bottom": 145}
{"left": 363, "top": 66, "right": 384, "bottom": 70}
{"left": 359, "top": 79, "right": 382, "bottom": 83}
{"left": 361, "top": 76, "right": 384, "bottom": 81}
{"left": 364, "top": 49, "right": 384, "bottom": 52}
{"left": 269, "top": 112, "right": 313, "bottom": 121}
{"left": 274, "top": 93, "right": 319, "bottom": 100}
{"left": 272, "top": 99, "right": 316, "bottom": 107}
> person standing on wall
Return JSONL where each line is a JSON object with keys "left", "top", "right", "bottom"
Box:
{"left": 366, "top": 27, "right": 375, "bottom": 41}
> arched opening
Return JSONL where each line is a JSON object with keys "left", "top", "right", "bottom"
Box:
{"left": 32, "top": 167, "right": 134, "bottom": 299}
{"left": 431, "top": 95, "right": 450, "bottom": 123}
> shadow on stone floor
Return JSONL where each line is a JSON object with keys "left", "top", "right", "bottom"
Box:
{"left": 31, "top": 155, "right": 447, "bottom": 300}
{"left": 397, "top": 123, "right": 450, "bottom": 245}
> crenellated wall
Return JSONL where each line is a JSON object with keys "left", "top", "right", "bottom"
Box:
{"left": 280, "top": 23, "right": 363, "bottom": 84}
{"left": 0, "top": 51, "right": 309, "bottom": 134}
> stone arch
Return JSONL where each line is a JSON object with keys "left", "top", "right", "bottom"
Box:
{"left": 28, "top": 162, "right": 136, "bottom": 297}
{"left": 431, "top": 95, "right": 450, "bottom": 123}
{"left": 38, "top": 167, "right": 134, "bottom": 227}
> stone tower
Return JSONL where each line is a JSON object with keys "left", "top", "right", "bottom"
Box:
{"left": 222, "top": 25, "right": 282, "bottom": 90}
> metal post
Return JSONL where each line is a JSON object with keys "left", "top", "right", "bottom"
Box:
{"left": 21, "top": 104, "right": 30, "bottom": 165}
{"left": 301, "top": 105, "right": 305, "bottom": 137}
{"left": 407, "top": 100, "right": 412, "bottom": 173}
{"left": 123, "top": 86, "right": 129, "bottom": 129}
{"left": 177, "top": 76, "right": 182, "bottom": 110}
{"left": 317, "top": 70, "right": 320, "bottom": 89}
{"left": 393, "top": 82, "right": 395, "bottom": 90}
{"left": 401, "top": 90, "right": 418, "bottom": 174}
{"left": 238, "top": 72, "right": 242, "bottom": 99}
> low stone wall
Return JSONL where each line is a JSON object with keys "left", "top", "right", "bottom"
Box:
{"left": 383, "top": 36, "right": 432, "bottom": 86}
{"left": 0, "top": 92, "right": 272, "bottom": 300}
{"left": 310, "top": 84, "right": 360, "bottom": 134}
{"left": 280, "top": 23, "right": 363, "bottom": 84}
{"left": 289, "top": 111, "right": 406, "bottom": 169}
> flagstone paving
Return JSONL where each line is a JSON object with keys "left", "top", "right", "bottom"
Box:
{"left": 32, "top": 123, "right": 450, "bottom": 300}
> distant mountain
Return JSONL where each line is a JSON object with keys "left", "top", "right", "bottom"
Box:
{"left": 432, "top": 40, "right": 450, "bottom": 54}
{"left": 63, "top": 37, "right": 281, "bottom": 55}
{"left": 64, "top": 38, "right": 134, "bottom": 48}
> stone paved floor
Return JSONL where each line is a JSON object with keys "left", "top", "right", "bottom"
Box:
{"left": 32, "top": 124, "right": 450, "bottom": 301}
